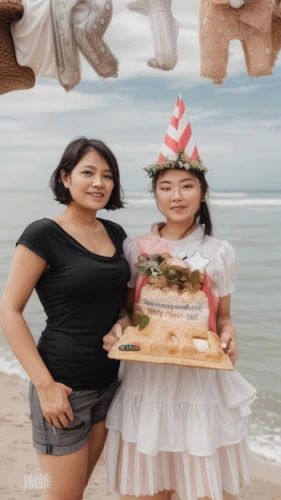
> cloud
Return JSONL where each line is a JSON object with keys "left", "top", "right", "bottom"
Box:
{"left": 188, "top": 108, "right": 225, "bottom": 122}
{"left": 214, "top": 84, "right": 260, "bottom": 95}
{"left": 1, "top": 85, "right": 281, "bottom": 192}
{"left": 255, "top": 118, "right": 281, "bottom": 127}
{"left": 0, "top": 84, "right": 129, "bottom": 117}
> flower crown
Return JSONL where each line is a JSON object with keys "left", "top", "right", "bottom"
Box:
{"left": 144, "top": 149, "right": 208, "bottom": 178}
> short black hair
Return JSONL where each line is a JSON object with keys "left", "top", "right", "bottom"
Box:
{"left": 49, "top": 137, "right": 125, "bottom": 210}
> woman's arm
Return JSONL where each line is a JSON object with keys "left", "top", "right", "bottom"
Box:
{"left": 0, "top": 245, "right": 74, "bottom": 428}
{"left": 0, "top": 245, "right": 54, "bottom": 388}
{"left": 103, "top": 287, "right": 134, "bottom": 351}
{"left": 216, "top": 295, "right": 237, "bottom": 365}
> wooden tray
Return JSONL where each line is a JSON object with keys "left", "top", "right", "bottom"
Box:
{"left": 108, "top": 336, "right": 234, "bottom": 371}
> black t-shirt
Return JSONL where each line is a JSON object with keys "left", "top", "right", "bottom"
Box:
{"left": 17, "top": 218, "right": 130, "bottom": 391}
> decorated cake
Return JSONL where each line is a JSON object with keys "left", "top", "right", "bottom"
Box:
{"left": 108, "top": 251, "right": 234, "bottom": 371}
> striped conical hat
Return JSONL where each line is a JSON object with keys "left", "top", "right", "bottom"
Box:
{"left": 144, "top": 95, "right": 207, "bottom": 177}
{"left": 0, "top": 0, "right": 35, "bottom": 96}
{"left": 158, "top": 94, "right": 199, "bottom": 163}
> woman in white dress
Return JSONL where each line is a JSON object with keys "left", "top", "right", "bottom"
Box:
{"left": 103, "top": 150, "right": 256, "bottom": 500}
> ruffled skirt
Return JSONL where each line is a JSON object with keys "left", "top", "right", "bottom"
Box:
{"left": 106, "top": 362, "right": 256, "bottom": 499}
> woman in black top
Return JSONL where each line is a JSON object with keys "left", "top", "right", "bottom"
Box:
{"left": 0, "top": 137, "right": 131, "bottom": 500}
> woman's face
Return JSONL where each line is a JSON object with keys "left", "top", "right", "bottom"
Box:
{"left": 155, "top": 169, "right": 202, "bottom": 223}
{"left": 61, "top": 149, "right": 114, "bottom": 211}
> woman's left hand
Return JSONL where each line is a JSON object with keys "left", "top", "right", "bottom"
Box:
{"left": 220, "top": 332, "right": 238, "bottom": 365}
{"left": 103, "top": 323, "right": 123, "bottom": 352}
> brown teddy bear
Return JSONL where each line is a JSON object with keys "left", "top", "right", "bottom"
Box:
{"left": 271, "top": 0, "right": 281, "bottom": 68}
{"left": 199, "top": 0, "right": 275, "bottom": 84}
{"left": 0, "top": 0, "right": 35, "bottom": 95}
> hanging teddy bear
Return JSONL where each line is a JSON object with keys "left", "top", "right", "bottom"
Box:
{"left": 126, "top": 0, "right": 179, "bottom": 71}
{"left": 72, "top": 0, "right": 118, "bottom": 80}
{"left": 10, "top": 0, "right": 117, "bottom": 93}
{"left": 50, "top": 0, "right": 118, "bottom": 91}
{"left": 199, "top": 0, "right": 275, "bottom": 84}
{"left": 0, "top": 0, "right": 35, "bottom": 95}
{"left": 271, "top": 0, "right": 281, "bottom": 67}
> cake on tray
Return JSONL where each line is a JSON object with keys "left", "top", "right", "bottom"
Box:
{"left": 108, "top": 252, "right": 233, "bottom": 371}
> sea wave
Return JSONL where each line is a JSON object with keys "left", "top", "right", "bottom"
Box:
{"left": 248, "top": 438, "right": 281, "bottom": 465}
{"left": 126, "top": 197, "right": 281, "bottom": 207}
{"left": 0, "top": 346, "right": 28, "bottom": 381}
{"left": 211, "top": 192, "right": 248, "bottom": 198}
{"left": 127, "top": 198, "right": 154, "bottom": 205}
{"left": 126, "top": 192, "right": 249, "bottom": 199}
{"left": 210, "top": 198, "right": 281, "bottom": 207}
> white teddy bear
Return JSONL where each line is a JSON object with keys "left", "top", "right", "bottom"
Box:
{"left": 126, "top": 0, "right": 179, "bottom": 71}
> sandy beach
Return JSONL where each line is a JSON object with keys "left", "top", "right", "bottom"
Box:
{"left": 1, "top": 372, "right": 281, "bottom": 500}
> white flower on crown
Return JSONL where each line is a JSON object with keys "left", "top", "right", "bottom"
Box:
{"left": 165, "top": 153, "right": 178, "bottom": 161}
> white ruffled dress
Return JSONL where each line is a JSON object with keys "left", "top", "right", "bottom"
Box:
{"left": 106, "top": 225, "right": 256, "bottom": 500}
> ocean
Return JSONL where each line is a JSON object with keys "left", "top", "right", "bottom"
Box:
{"left": 0, "top": 190, "right": 280, "bottom": 464}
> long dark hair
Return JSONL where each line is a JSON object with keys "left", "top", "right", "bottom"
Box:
{"left": 49, "top": 137, "right": 124, "bottom": 210}
{"left": 151, "top": 168, "right": 213, "bottom": 237}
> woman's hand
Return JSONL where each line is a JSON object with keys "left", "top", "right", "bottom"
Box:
{"left": 220, "top": 331, "right": 238, "bottom": 366}
{"left": 37, "top": 381, "right": 74, "bottom": 429}
{"left": 216, "top": 296, "right": 238, "bottom": 366}
{"left": 103, "top": 323, "right": 123, "bottom": 352}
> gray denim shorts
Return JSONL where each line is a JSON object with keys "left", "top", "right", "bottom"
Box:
{"left": 28, "top": 377, "right": 120, "bottom": 456}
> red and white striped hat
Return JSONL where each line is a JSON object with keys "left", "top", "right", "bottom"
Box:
{"left": 144, "top": 95, "right": 207, "bottom": 177}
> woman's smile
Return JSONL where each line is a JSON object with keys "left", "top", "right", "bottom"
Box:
{"left": 86, "top": 191, "right": 105, "bottom": 199}
{"left": 170, "top": 205, "right": 186, "bottom": 212}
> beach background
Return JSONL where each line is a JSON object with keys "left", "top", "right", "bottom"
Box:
{"left": 0, "top": 189, "right": 281, "bottom": 499}
{"left": 1, "top": 0, "right": 281, "bottom": 496}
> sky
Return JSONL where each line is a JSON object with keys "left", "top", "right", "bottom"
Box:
{"left": 0, "top": 0, "right": 281, "bottom": 193}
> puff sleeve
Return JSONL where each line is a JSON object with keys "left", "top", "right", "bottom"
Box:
{"left": 123, "top": 236, "right": 139, "bottom": 288}
{"left": 214, "top": 240, "right": 239, "bottom": 297}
